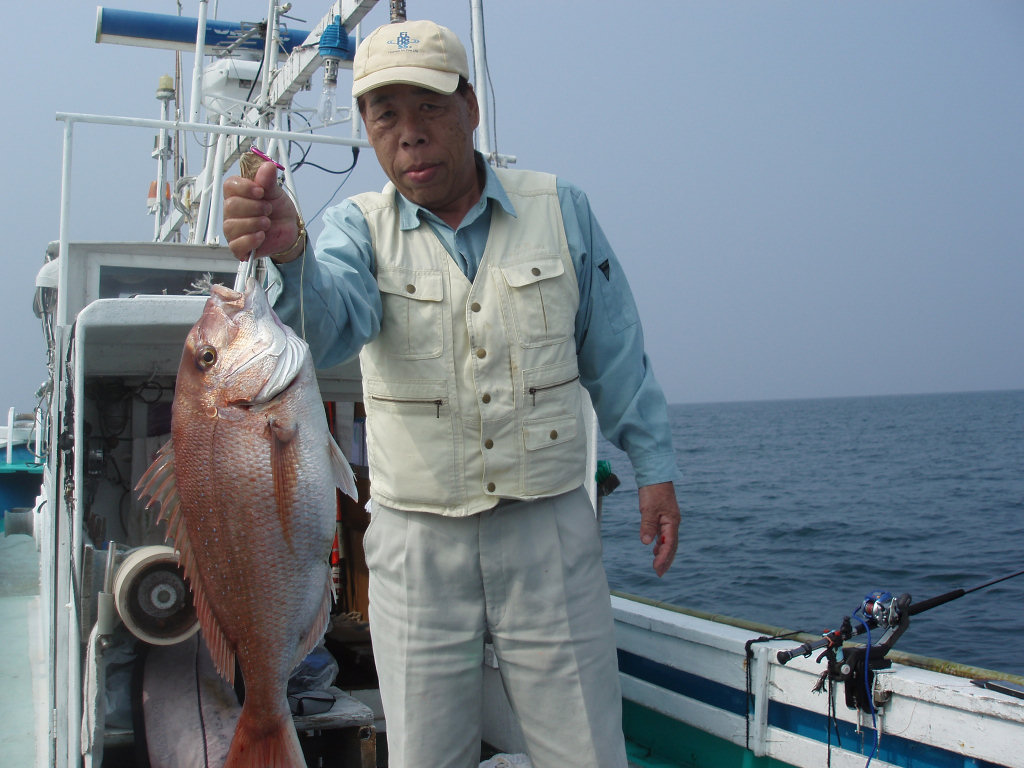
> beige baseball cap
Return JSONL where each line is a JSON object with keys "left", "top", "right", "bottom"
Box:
{"left": 352, "top": 20, "right": 470, "bottom": 99}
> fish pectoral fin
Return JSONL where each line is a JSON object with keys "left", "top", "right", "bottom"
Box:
{"left": 268, "top": 415, "right": 298, "bottom": 444}
{"left": 329, "top": 437, "right": 358, "bottom": 500}
{"left": 270, "top": 424, "right": 301, "bottom": 550}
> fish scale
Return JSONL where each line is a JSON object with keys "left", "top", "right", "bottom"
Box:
{"left": 138, "top": 277, "right": 357, "bottom": 767}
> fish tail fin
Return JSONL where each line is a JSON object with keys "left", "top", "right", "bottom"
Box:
{"left": 223, "top": 707, "right": 305, "bottom": 768}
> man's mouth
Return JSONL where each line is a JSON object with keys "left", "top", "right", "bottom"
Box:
{"left": 404, "top": 163, "right": 440, "bottom": 184}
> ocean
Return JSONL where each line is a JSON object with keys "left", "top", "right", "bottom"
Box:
{"left": 598, "top": 389, "right": 1024, "bottom": 677}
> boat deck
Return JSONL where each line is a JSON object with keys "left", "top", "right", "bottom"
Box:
{"left": 0, "top": 533, "right": 44, "bottom": 767}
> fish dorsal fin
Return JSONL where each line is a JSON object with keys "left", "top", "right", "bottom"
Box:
{"left": 135, "top": 440, "right": 237, "bottom": 684}
{"left": 329, "top": 437, "right": 358, "bottom": 500}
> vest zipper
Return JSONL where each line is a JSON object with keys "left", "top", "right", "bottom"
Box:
{"left": 528, "top": 375, "right": 581, "bottom": 405}
{"left": 370, "top": 395, "right": 445, "bottom": 418}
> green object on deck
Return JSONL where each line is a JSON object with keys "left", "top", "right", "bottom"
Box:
{"left": 622, "top": 700, "right": 795, "bottom": 768}
{"left": 596, "top": 460, "right": 620, "bottom": 497}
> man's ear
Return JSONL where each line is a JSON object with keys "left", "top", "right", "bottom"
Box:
{"left": 462, "top": 83, "right": 481, "bottom": 131}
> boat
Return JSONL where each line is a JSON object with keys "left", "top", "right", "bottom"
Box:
{"left": 5, "top": 1, "right": 1024, "bottom": 766}
{"left": 0, "top": 408, "right": 44, "bottom": 536}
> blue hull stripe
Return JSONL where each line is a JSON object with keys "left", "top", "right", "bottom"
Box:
{"left": 617, "top": 649, "right": 1009, "bottom": 768}
{"left": 618, "top": 649, "right": 748, "bottom": 716}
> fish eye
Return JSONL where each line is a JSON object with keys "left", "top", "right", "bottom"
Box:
{"left": 196, "top": 345, "right": 218, "bottom": 371}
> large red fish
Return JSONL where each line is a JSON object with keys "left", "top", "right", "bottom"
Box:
{"left": 138, "top": 278, "right": 356, "bottom": 767}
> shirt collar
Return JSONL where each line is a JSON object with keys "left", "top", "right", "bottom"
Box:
{"left": 395, "top": 153, "right": 517, "bottom": 231}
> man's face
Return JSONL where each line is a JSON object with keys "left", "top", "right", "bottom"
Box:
{"left": 361, "top": 83, "right": 481, "bottom": 223}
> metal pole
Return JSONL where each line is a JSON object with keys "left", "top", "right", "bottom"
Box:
{"left": 204, "top": 115, "right": 230, "bottom": 244}
{"left": 34, "top": 407, "right": 42, "bottom": 459}
{"left": 58, "top": 120, "right": 73, "bottom": 326}
{"left": 192, "top": 124, "right": 220, "bottom": 243}
{"left": 154, "top": 95, "right": 171, "bottom": 240}
{"left": 470, "top": 0, "right": 492, "bottom": 157}
{"left": 351, "top": 23, "right": 363, "bottom": 142}
{"left": 55, "top": 112, "right": 370, "bottom": 148}
{"left": 259, "top": 0, "right": 281, "bottom": 134}
{"left": 188, "top": 0, "right": 209, "bottom": 124}
{"left": 6, "top": 407, "right": 13, "bottom": 466}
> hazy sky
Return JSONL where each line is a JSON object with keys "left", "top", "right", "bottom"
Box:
{"left": 3, "top": 0, "right": 1022, "bottom": 413}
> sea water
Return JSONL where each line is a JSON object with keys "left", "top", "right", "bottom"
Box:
{"left": 599, "top": 389, "right": 1024, "bottom": 677}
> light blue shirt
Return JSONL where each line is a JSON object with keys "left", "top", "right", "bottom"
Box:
{"left": 274, "top": 160, "right": 676, "bottom": 488}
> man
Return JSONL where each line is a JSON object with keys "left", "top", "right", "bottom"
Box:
{"left": 223, "top": 18, "right": 680, "bottom": 768}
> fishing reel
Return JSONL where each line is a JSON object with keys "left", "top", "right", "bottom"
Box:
{"left": 778, "top": 569, "right": 1024, "bottom": 713}
{"left": 860, "top": 590, "right": 903, "bottom": 629}
{"left": 828, "top": 592, "right": 912, "bottom": 712}
{"left": 778, "top": 591, "right": 912, "bottom": 713}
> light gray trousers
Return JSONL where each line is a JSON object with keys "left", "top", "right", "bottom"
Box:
{"left": 363, "top": 486, "right": 628, "bottom": 768}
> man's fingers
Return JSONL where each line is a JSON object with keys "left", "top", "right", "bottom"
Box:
{"left": 225, "top": 227, "right": 267, "bottom": 261}
{"left": 638, "top": 482, "right": 681, "bottom": 577}
{"left": 223, "top": 174, "right": 265, "bottom": 201}
{"left": 651, "top": 519, "right": 679, "bottom": 577}
{"left": 222, "top": 166, "right": 300, "bottom": 261}
{"left": 639, "top": 518, "right": 659, "bottom": 546}
{"left": 255, "top": 160, "right": 285, "bottom": 199}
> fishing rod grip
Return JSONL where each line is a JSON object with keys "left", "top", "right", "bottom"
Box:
{"left": 777, "top": 644, "right": 811, "bottom": 665}
{"left": 776, "top": 632, "right": 838, "bottom": 665}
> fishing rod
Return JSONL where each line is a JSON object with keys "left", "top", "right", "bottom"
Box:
{"left": 775, "top": 568, "right": 1024, "bottom": 713}
{"left": 777, "top": 568, "right": 1024, "bottom": 666}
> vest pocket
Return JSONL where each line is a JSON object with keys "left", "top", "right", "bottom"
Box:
{"left": 377, "top": 267, "right": 445, "bottom": 359}
{"left": 364, "top": 378, "right": 462, "bottom": 506}
{"left": 499, "top": 256, "right": 575, "bottom": 348}
{"left": 522, "top": 414, "right": 587, "bottom": 495}
{"left": 522, "top": 360, "right": 582, "bottom": 416}
{"left": 521, "top": 361, "right": 587, "bottom": 495}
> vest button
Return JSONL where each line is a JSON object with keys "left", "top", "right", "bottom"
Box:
{"left": 484, "top": 439, "right": 494, "bottom": 449}
{"left": 470, "top": 302, "right": 481, "bottom": 312}
{"left": 481, "top": 393, "right": 491, "bottom": 404}
{"left": 476, "top": 348, "right": 486, "bottom": 359}
{"left": 405, "top": 284, "right": 416, "bottom": 294}
{"left": 549, "top": 430, "right": 558, "bottom": 440}
{"left": 531, "top": 267, "right": 541, "bottom": 276}
{"left": 487, "top": 482, "right": 496, "bottom": 492}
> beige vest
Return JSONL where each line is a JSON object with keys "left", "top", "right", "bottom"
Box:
{"left": 352, "top": 168, "right": 587, "bottom": 516}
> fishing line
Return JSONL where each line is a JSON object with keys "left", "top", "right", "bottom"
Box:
{"left": 193, "top": 638, "right": 211, "bottom": 768}
{"left": 851, "top": 611, "right": 879, "bottom": 768}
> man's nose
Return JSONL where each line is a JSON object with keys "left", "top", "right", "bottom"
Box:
{"left": 398, "top": 113, "right": 428, "bottom": 147}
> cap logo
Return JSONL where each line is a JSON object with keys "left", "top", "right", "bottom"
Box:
{"left": 389, "top": 31, "right": 420, "bottom": 50}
